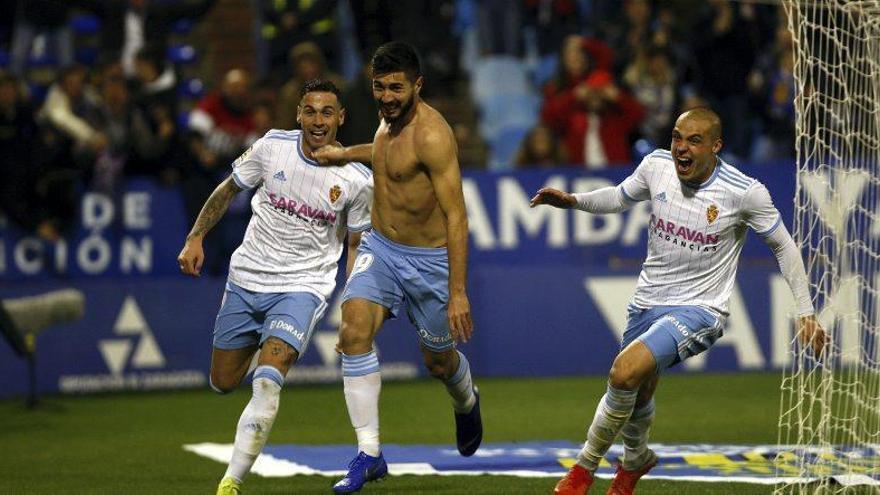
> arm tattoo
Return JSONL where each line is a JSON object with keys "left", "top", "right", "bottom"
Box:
{"left": 187, "top": 181, "right": 238, "bottom": 240}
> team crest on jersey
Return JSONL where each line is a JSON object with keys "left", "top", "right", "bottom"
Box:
{"left": 329, "top": 185, "right": 342, "bottom": 203}
{"left": 707, "top": 204, "right": 719, "bottom": 224}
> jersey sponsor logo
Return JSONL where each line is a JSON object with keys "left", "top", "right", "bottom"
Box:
{"left": 649, "top": 214, "right": 719, "bottom": 252}
{"left": 329, "top": 185, "right": 341, "bottom": 203}
{"left": 267, "top": 193, "right": 338, "bottom": 225}
{"left": 654, "top": 191, "right": 667, "bottom": 203}
{"left": 273, "top": 170, "right": 287, "bottom": 182}
{"left": 707, "top": 204, "right": 719, "bottom": 224}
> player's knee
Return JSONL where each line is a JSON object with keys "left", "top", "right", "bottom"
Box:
{"left": 422, "top": 353, "right": 455, "bottom": 381}
{"left": 608, "top": 362, "right": 644, "bottom": 391}
{"left": 337, "top": 317, "right": 373, "bottom": 352}
{"left": 260, "top": 337, "right": 298, "bottom": 369}
{"left": 209, "top": 371, "right": 241, "bottom": 394}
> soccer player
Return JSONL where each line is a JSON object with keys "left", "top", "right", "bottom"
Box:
{"left": 312, "top": 41, "right": 482, "bottom": 493}
{"left": 530, "top": 107, "right": 827, "bottom": 495}
{"left": 177, "top": 79, "right": 373, "bottom": 495}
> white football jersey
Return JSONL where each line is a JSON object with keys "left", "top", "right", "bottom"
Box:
{"left": 226, "top": 129, "right": 373, "bottom": 298}
{"left": 619, "top": 149, "right": 781, "bottom": 315}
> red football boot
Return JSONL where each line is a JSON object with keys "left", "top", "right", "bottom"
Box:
{"left": 606, "top": 450, "right": 658, "bottom": 495}
{"left": 554, "top": 464, "right": 594, "bottom": 495}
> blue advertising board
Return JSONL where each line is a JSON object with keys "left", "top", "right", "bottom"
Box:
{"left": 2, "top": 162, "right": 864, "bottom": 398}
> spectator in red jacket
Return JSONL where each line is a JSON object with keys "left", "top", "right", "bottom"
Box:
{"left": 555, "top": 70, "right": 645, "bottom": 168}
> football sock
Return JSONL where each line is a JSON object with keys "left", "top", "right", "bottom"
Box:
{"left": 444, "top": 350, "right": 476, "bottom": 413}
{"left": 621, "top": 399, "right": 655, "bottom": 470}
{"left": 576, "top": 383, "right": 638, "bottom": 472}
{"left": 224, "top": 365, "right": 284, "bottom": 483}
{"left": 342, "top": 351, "right": 382, "bottom": 457}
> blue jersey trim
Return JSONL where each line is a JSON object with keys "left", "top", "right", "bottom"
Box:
{"left": 718, "top": 167, "right": 750, "bottom": 188}
{"left": 297, "top": 138, "right": 320, "bottom": 167}
{"left": 756, "top": 216, "right": 782, "bottom": 237}
{"left": 231, "top": 171, "right": 253, "bottom": 190}
{"left": 350, "top": 162, "right": 372, "bottom": 180}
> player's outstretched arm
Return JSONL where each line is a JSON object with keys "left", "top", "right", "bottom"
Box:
{"left": 177, "top": 176, "right": 242, "bottom": 276}
{"left": 752, "top": 185, "right": 827, "bottom": 358}
{"left": 531, "top": 185, "right": 634, "bottom": 213}
{"left": 530, "top": 188, "right": 577, "bottom": 209}
{"left": 419, "top": 125, "right": 473, "bottom": 342}
{"left": 313, "top": 143, "right": 373, "bottom": 166}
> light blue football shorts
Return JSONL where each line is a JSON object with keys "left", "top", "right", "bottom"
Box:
{"left": 342, "top": 230, "right": 453, "bottom": 351}
{"left": 621, "top": 304, "right": 725, "bottom": 372}
{"left": 213, "top": 281, "right": 327, "bottom": 354}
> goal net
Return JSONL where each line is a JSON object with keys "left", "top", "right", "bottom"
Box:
{"left": 777, "top": 0, "right": 880, "bottom": 492}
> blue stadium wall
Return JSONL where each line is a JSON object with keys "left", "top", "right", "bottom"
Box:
{"left": 0, "top": 163, "right": 830, "bottom": 398}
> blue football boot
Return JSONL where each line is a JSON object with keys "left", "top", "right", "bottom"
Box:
{"left": 332, "top": 451, "right": 388, "bottom": 493}
{"left": 455, "top": 386, "right": 483, "bottom": 456}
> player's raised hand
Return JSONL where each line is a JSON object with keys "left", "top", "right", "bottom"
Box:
{"left": 448, "top": 291, "right": 473, "bottom": 343}
{"left": 177, "top": 238, "right": 205, "bottom": 277}
{"left": 796, "top": 314, "right": 827, "bottom": 358}
{"left": 530, "top": 188, "right": 577, "bottom": 209}
{"left": 313, "top": 144, "right": 347, "bottom": 166}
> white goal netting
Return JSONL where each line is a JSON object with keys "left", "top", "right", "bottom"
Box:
{"left": 777, "top": 0, "right": 880, "bottom": 492}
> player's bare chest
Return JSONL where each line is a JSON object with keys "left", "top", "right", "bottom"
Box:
{"left": 374, "top": 133, "right": 421, "bottom": 182}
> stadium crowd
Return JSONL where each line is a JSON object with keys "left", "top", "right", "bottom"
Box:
{"left": 0, "top": 0, "right": 796, "bottom": 270}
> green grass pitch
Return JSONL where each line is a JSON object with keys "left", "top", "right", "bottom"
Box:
{"left": 1, "top": 372, "right": 783, "bottom": 494}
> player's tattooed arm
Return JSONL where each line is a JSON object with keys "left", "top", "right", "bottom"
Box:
{"left": 187, "top": 176, "right": 242, "bottom": 241}
{"left": 178, "top": 176, "right": 242, "bottom": 276}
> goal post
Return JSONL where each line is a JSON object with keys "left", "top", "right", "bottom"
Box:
{"left": 777, "top": 0, "right": 880, "bottom": 492}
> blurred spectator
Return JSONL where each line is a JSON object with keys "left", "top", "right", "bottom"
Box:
{"left": 477, "top": 0, "right": 522, "bottom": 56}
{"left": 348, "top": 0, "right": 392, "bottom": 59}
{"left": 541, "top": 36, "right": 605, "bottom": 130}
{"left": 748, "top": 25, "right": 795, "bottom": 162}
{"left": 693, "top": 0, "right": 760, "bottom": 159}
{"left": 337, "top": 63, "right": 379, "bottom": 146}
{"left": 131, "top": 44, "right": 183, "bottom": 184}
{"left": 258, "top": 0, "right": 338, "bottom": 79}
{"left": 133, "top": 44, "right": 177, "bottom": 117}
{"left": 276, "top": 41, "right": 345, "bottom": 130}
{"left": 10, "top": 0, "right": 73, "bottom": 76}
{"left": 0, "top": 70, "right": 53, "bottom": 239}
{"left": 600, "top": 0, "right": 653, "bottom": 77}
{"left": 542, "top": 36, "right": 644, "bottom": 167}
{"left": 623, "top": 44, "right": 678, "bottom": 147}
{"left": 1, "top": 70, "right": 80, "bottom": 239}
{"left": 75, "top": 0, "right": 217, "bottom": 78}
{"left": 514, "top": 123, "right": 567, "bottom": 168}
{"left": 188, "top": 68, "right": 258, "bottom": 168}
{"left": 523, "top": 0, "right": 583, "bottom": 57}
{"left": 37, "top": 64, "right": 107, "bottom": 157}
{"left": 85, "top": 72, "right": 131, "bottom": 192}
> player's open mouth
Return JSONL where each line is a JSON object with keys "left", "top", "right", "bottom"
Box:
{"left": 309, "top": 130, "right": 328, "bottom": 139}
{"left": 675, "top": 157, "right": 693, "bottom": 174}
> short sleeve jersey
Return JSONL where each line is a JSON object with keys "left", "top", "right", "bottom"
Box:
{"left": 226, "top": 129, "right": 373, "bottom": 298}
{"left": 618, "top": 149, "right": 782, "bottom": 315}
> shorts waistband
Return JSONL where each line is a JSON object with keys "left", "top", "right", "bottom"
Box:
{"left": 368, "top": 229, "right": 448, "bottom": 258}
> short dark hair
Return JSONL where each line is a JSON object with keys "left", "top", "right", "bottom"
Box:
{"left": 300, "top": 78, "right": 343, "bottom": 107}
{"left": 371, "top": 42, "right": 421, "bottom": 81}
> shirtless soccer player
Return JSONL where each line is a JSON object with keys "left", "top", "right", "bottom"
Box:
{"left": 531, "top": 107, "right": 827, "bottom": 495}
{"left": 314, "top": 41, "right": 482, "bottom": 494}
{"left": 177, "top": 79, "right": 373, "bottom": 495}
